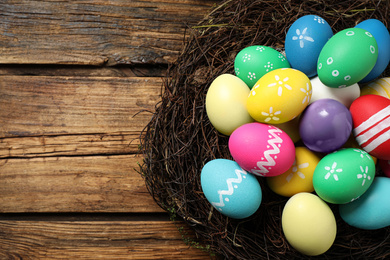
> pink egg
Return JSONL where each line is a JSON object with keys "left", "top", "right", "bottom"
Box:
{"left": 379, "top": 159, "right": 390, "bottom": 178}
{"left": 228, "top": 122, "right": 295, "bottom": 177}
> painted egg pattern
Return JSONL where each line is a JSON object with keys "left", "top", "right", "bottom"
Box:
{"left": 361, "top": 77, "right": 390, "bottom": 99}
{"left": 234, "top": 45, "right": 291, "bottom": 89}
{"left": 201, "top": 159, "right": 262, "bottom": 219}
{"left": 317, "top": 28, "right": 378, "bottom": 88}
{"left": 229, "top": 122, "right": 295, "bottom": 177}
{"left": 285, "top": 14, "right": 333, "bottom": 77}
{"left": 350, "top": 95, "right": 390, "bottom": 160}
{"left": 247, "top": 68, "right": 312, "bottom": 124}
{"left": 267, "top": 146, "right": 321, "bottom": 197}
{"left": 313, "top": 148, "right": 375, "bottom": 204}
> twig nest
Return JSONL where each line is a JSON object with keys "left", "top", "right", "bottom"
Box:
{"left": 141, "top": 0, "right": 390, "bottom": 259}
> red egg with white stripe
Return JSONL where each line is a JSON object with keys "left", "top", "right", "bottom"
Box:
{"left": 350, "top": 95, "right": 390, "bottom": 160}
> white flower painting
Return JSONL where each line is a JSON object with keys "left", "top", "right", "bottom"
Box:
{"left": 324, "top": 162, "right": 343, "bottom": 181}
{"left": 261, "top": 107, "right": 281, "bottom": 122}
{"left": 267, "top": 74, "right": 292, "bottom": 96}
{"left": 292, "top": 27, "right": 314, "bottom": 48}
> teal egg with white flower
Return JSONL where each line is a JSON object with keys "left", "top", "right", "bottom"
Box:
{"left": 339, "top": 177, "right": 390, "bottom": 230}
{"left": 313, "top": 148, "right": 375, "bottom": 204}
{"left": 317, "top": 28, "right": 378, "bottom": 88}
{"left": 234, "top": 45, "right": 291, "bottom": 89}
{"left": 201, "top": 159, "right": 262, "bottom": 219}
{"left": 285, "top": 15, "right": 333, "bottom": 77}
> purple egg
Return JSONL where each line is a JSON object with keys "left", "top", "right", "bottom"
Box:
{"left": 299, "top": 99, "right": 352, "bottom": 153}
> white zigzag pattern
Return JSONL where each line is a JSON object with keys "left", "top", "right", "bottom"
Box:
{"left": 211, "top": 168, "right": 247, "bottom": 208}
{"left": 251, "top": 128, "right": 283, "bottom": 176}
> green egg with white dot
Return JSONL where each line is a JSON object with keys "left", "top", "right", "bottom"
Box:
{"left": 317, "top": 28, "right": 378, "bottom": 88}
{"left": 234, "top": 45, "right": 291, "bottom": 89}
{"left": 313, "top": 148, "right": 375, "bottom": 204}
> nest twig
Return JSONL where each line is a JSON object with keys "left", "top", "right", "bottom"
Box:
{"left": 140, "top": 0, "right": 390, "bottom": 259}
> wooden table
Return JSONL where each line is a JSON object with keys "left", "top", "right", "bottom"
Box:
{"left": 0, "top": 1, "right": 217, "bottom": 258}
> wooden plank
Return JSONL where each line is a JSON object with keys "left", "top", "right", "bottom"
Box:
{"left": 0, "top": 64, "right": 167, "bottom": 77}
{"left": 0, "top": 155, "right": 163, "bottom": 213}
{"left": 0, "top": 75, "right": 161, "bottom": 138}
{"left": 0, "top": 0, "right": 215, "bottom": 65}
{"left": 0, "top": 220, "right": 213, "bottom": 259}
{"left": 0, "top": 132, "right": 142, "bottom": 158}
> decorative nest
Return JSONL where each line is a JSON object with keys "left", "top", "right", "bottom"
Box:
{"left": 140, "top": 0, "right": 390, "bottom": 259}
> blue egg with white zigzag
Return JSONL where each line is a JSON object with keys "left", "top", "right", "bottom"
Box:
{"left": 285, "top": 15, "right": 333, "bottom": 77}
{"left": 201, "top": 159, "right": 262, "bottom": 219}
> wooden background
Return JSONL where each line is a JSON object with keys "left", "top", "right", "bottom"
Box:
{"left": 0, "top": 1, "right": 218, "bottom": 258}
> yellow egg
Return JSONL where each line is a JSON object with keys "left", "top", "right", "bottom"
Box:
{"left": 205, "top": 74, "right": 254, "bottom": 136}
{"left": 282, "top": 193, "right": 337, "bottom": 256}
{"left": 360, "top": 77, "right": 390, "bottom": 98}
{"left": 267, "top": 147, "right": 320, "bottom": 197}
{"left": 247, "top": 68, "right": 312, "bottom": 124}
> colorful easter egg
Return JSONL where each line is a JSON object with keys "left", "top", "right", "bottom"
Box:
{"left": 339, "top": 177, "right": 390, "bottom": 230}
{"left": 317, "top": 28, "right": 378, "bottom": 88}
{"left": 234, "top": 45, "right": 291, "bottom": 89}
{"left": 360, "top": 77, "right": 390, "bottom": 98}
{"left": 205, "top": 74, "right": 254, "bottom": 136}
{"left": 229, "top": 122, "right": 295, "bottom": 177}
{"left": 267, "top": 147, "right": 321, "bottom": 197}
{"left": 201, "top": 159, "right": 262, "bottom": 219}
{"left": 285, "top": 15, "right": 333, "bottom": 77}
{"left": 355, "top": 19, "right": 390, "bottom": 83}
{"left": 299, "top": 99, "right": 353, "bottom": 153}
{"left": 313, "top": 148, "right": 375, "bottom": 204}
{"left": 282, "top": 193, "right": 337, "bottom": 256}
{"left": 310, "top": 76, "right": 360, "bottom": 107}
{"left": 350, "top": 94, "right": 390, "bottom": 160}
{"left": 247, "top": 68, "right": 312, "bottom": 124}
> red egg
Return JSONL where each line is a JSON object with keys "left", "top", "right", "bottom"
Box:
{"left": 350, "top": 95, "right": 390, "bottom": 160}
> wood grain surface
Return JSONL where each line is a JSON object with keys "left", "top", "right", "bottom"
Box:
{"left": 0, "top": 0, "right": 218, "bottom": 258}
{"left": 0, "top": 0, "right": 214, "bottom": 65}
{"left": 0, "top": 220, "right": 212, "bottom": 259}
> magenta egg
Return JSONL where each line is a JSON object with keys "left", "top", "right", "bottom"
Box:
{"left": 228, "top": 122, "right": 295, "bottom": 177}
{"left": 299, "top": 99, "right": 352, "bottom": 153}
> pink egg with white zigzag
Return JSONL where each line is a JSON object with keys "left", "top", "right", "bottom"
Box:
{"left": 229, "top": 122, "right": 296, "bottom": 177}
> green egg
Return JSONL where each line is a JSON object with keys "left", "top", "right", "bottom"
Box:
{"left": 313, "top": 148, "right": 375, "bottom": 204}
{"left": 317, "top": 28, "right": 378, "bottom": 88}
{"left": 234, "top": 45, "right": 291, "bottom": 89}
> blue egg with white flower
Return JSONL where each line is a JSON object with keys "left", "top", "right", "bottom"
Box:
{"left": 201, "top": 159, "right": 262, "bottom": 219}
{"left": 285, "top": 15, "right": 333, "bottom": 77}
{"left": 355, "top": 19, "right": 390, "bottom": 83}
